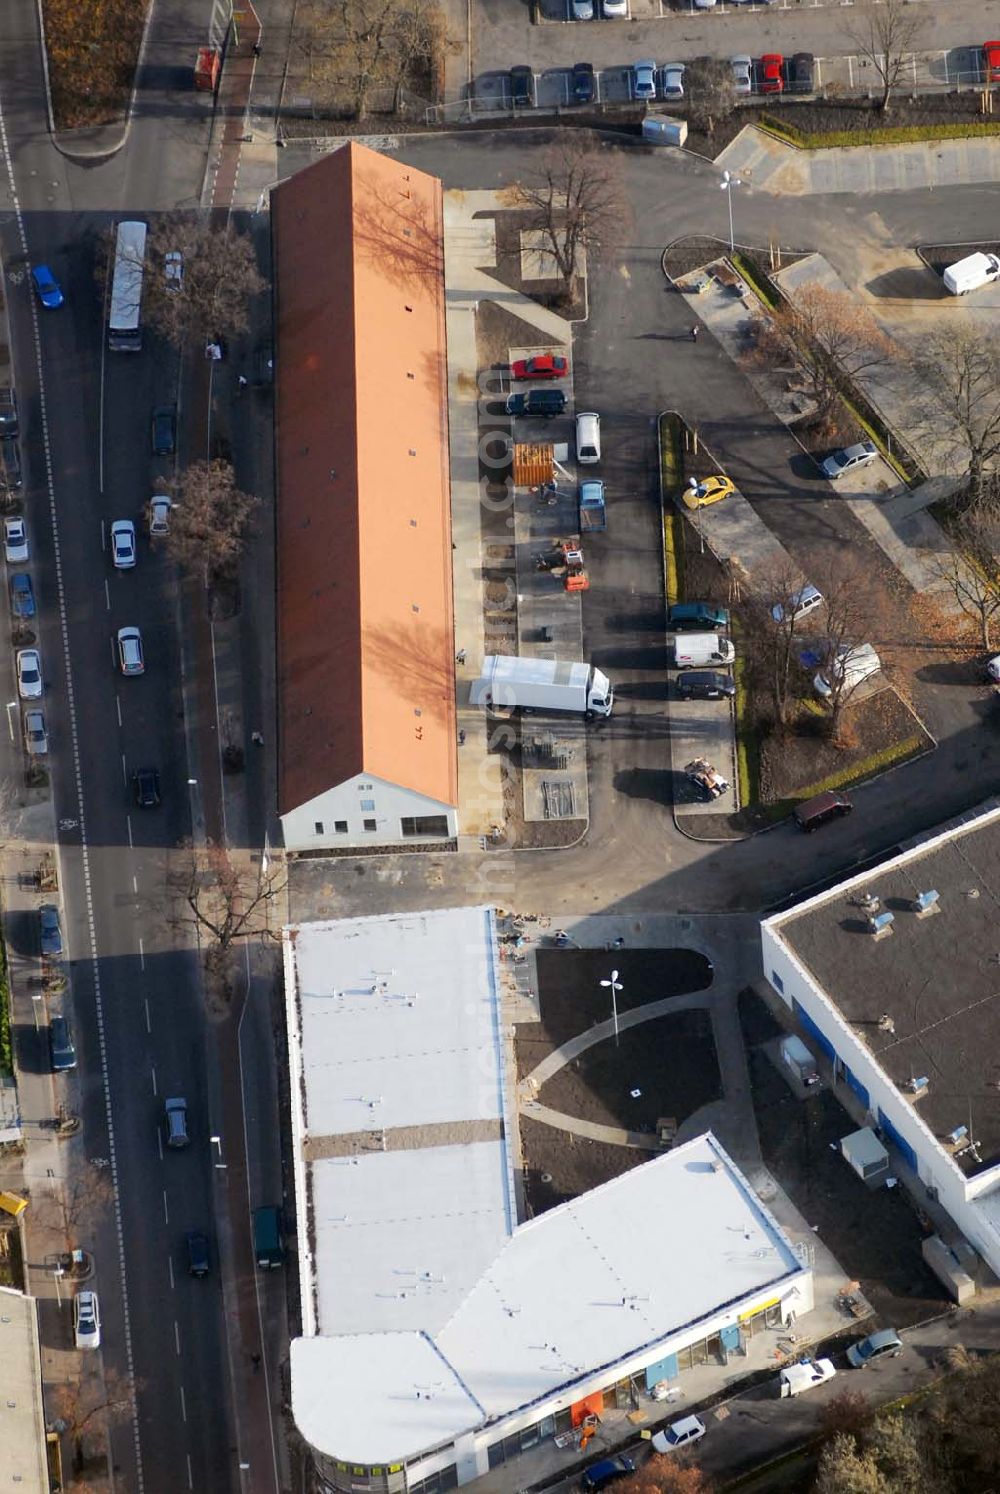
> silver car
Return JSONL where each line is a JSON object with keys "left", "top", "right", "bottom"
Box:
{"left": 660, "top": 62, "right": 685, "bottom": 98}
{"left": 730, "top": 55, "right": 752, "bottom": 95}
{"left": 23, "top": 707, "right": 48, "bottom": 755}
{"left": 3, "top": 516, "right": 28, "bottom": 563}
{"left": 16, "top": 648, "right": 42, "bottom": 699}
{"left": 820, "top": 440, "right": 877, "bottom": 480}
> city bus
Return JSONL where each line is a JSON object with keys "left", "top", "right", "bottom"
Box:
{"left": 108, "top": 220, "right": 147, "bottom": 352}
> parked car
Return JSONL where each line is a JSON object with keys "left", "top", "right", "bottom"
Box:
{"left": 820, "top": 440, "right": 877, "bottom": 480}
{"left": 987, "top": 655, "right": 1000, "bottom": 683}
{"left": 16, "top": 648, "right": 42, "bottom": 699}
{"left": 984, "top": 40, "right": 1000, "bottom": 82}
{"left": 132, "top": 767, "right": 161, "bottom": 808}
{"left": 794, "top": 790, "right": 853, "bottom": 832}
{"left": 164, "top": 250, "right": 184, "bottom": 289}
{"left": 31, "top": 264, "right": 64, "bottom": 309}
{"left": 760, "top": 53, "right": 785, "bottom": 94}
{"left": 779, "top": 1358, "right": 836, "bottom": 1397}
{"left": 682, "top": 475, "right": 735, "bottom": 510}
{"left": 23, "top": 707, "right": 47, "bottom": 755}
{"left": 506, "top": 389, "right": 566, "bottom": 419}
{"left": 570, "top": 0, "right": 594, "bottom": 18}
{"left": 580, "top": 1456, "right": 635, "bottom": 1490}
{"left": 149, "top": 495, "right": 172, "bottom": 536}
{"left": 730, "top": 55, "right": 752, "bottom": 95}
{"left": 771, "top": 584, "right": 824, "bottom": 625}
{"left": 74, "top": 1290, "right": 101, "bottom": 1350}
{"left": 1, "top": 437, "right": 22, "bottom": 491}
{"left": 0, "top": 387, "right": 19, "bottom": 436}
{"left": 632, "top": 60, "right": 657, "bottom": 101}
{"left": 675, "top": 670, "right": 735, "bottom": 700}
{"left": 49, "top": 1013, "right": 76, "bottom": 1071}
{"left": 4, "top": 516, "right": 28, "bottom": 563}
{"left": 790, "top": 52, "right": 815, "bottom": 92}
{"left": 186, "top": 1232, "right": 210, "bottom": 1277}
{"left": 39, "top": 903, "right": 63, "bottom": 957}
{"left": 511, "top": 353, "right": 569, "bottom": 381}
{"left": 151, "top": 404, "right": 177, "bottom": 456}
{"left": 111, "top": 519, "right": 137, "bottom": 569}
{"left": 660, "top": 62, "right": 685, "bottom": 98}
{"left": 847, "top": 1328, "right": 903, "bottom": 1368}
{"left": 576, "top": 411, "right": 601, "bottom": 464}
{"left": 684, "top": 759, "right": 729, "bottom": 801}
{"left": 117, "top": 626, "right": 145, "bottom": 676}
{"left": 9, "top": 571, "right": 35, "bottom": 619}
{"left": 601, "top": 0, "right": 628, "bottom": 17}
{"left": 652, "top": 1415, "right": 707, "bottom": 1452}
{"left": 164, "top": 1096, "right": 190, "bottom": 1149}
{"left": 572, "top": 62, "right": 596, "bottom": 104}
{"left": 667, "top": 601, "right": 730, "bottom": 632}
{"left": 509, "top": 65, "right": 535, "bottom": 106}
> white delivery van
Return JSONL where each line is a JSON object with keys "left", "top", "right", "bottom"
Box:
{"left": 942, "top": 252, "right": 1000, "bottom": 297}
{"left": 813, "top": 642, "right": 880, "bottom": 699}
{"left": 576, "top": 412, "right": 601, "bottom": 465}
{"left": 674, "top": 633, "right": 735, "bottom": 669}
{"left": 779, "top": 1359, "right": 837, "bottom": 1398}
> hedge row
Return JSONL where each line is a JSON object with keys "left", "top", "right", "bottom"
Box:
{"left": 758, "top": 114, "right": 1000, "bottom": 151}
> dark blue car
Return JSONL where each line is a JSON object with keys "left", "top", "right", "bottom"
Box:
{"left": 10, "top": 572, "right": 35, "bottom": 619}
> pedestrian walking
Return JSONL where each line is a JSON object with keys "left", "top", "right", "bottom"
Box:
{"left": 251, "top": 730, "right": 264, "bottom": 746}
{"left": 455, "top": 648, "right": 467, "bottom": 665}
{"left": 458, "top": 729, "right": 466, "bottom": 746}
{"left": 252, "top": 41, "right": 262, "bottom": 57}
{"left": 238, "top": 374, "right": 248, "bottom": 390}
{"left": 690, "top": 325, "right": 699, "bottom": 342}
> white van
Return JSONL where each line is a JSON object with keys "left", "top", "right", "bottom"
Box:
{"left": 813, "top": 642, "right": 880, "bottom": 699}
{"left": 942, "top": 252, "right": 1000, "bottom": 297}
{"left": 674, "top": 633, "right": 735, "bottom": 669}
{"left": 576, "top": 411, "right": 601, "bottom": 465}
{"left": 779, "top": 1358, "right": 836, "bottom": 1398}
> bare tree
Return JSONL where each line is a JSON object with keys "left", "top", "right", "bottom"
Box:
{"left": 740, "top": 558, "right": 819, "bottom": 734}
{"left": 48, "top": 1367, "right": 136, "bottom": 1480}
{"left": 168, "top": 459, "right": 259, "bottom": 583}
{"left": 294, "top": 0, "right": 447, "bottom": 117}
{"left": 844, "top": 0, "right": 925, "bottom": 113}
{"left": 34, "top": 1166, "right": 114, "bottom": 1257}
{"left": 748, "top": 284, "right": 895, "bottom": 428}
{"left": 171, "top": 843, "right": 287, "bottom": 1001}
{"left": 514, "top": 137, "right": 632, "bottom": 301}
{"left": 684, "top": 56, "right": 737, "bottom": 136}
{"left": 929, "top": 509, "right": 1000, "bottom": 650}
{"left": 143, "top": 218, "right": 265, "bottom": 350}
{"left": 910, "top": 329, "right": 1000, "bottom": 514}
{"left": 815, "top": 564, "right": 885, "bottom": 739}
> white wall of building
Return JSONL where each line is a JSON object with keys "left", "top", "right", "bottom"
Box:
{"left": 281, "top": 771, "right": 457, "bottom": 851}
{"left": 761, "top": 923, "right": 1000, "bottom": 1274}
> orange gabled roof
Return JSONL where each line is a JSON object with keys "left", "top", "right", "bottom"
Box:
{"left": 273, "top": 143, "right": 456, "bottom": 818}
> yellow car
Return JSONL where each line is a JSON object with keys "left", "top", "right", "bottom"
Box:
{"left": 682, "top": 475, "right": 736, "bottom": 511}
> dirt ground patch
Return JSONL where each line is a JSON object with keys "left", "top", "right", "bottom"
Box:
{"left": 521, "top": 1114, "right": 647, "bottom": 1215}
{"left": 684, "top": 94, "right": 1000, "bottom": 159}
{"left": 43, "top": 0, "right": 149, "bottom": 130}
{"left": 740, "top": 989, "right": 948, "bottom": 1330}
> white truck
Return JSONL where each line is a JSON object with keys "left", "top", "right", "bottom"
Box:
{"left": 470, "top": 655, "right": 614, "bottom": 718}
{"left": 943, "top": 251, "right": 1000, "bottom": 297}
{"left": 674, "top": 633, "right": 735, "bottom": 670}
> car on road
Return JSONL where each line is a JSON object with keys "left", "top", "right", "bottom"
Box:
{"left": 151, "top": 404, "right": 177, "bottom": 455}
{"left": 660, "top": 62, "right": 685, "bottom": 98}
{"left": 49, "top": 1013, "right": 76, "bottom": 1071}
{"left": 580, "top": 1455, "right": 635, "bottom": 1490}
{"left": 186, "top": 1232, "right": 210, "bottom": 1277}
{"left": 117, "top": 626, "right": 145, "bottom": 676}
{"left": 760, "top": 53, "right": 785, "bottom": 94}
{"left": 164, "top": 1096, "right": 190, "bottom": 1149}
{"left": 847, "top": 1327, "right": 903, "bottom": 1368}
{"left": 39, "top": 903, "right": 62, "bottom": 957}
{"left": 771, "top": 584, "right": 824, "bottom": 625}
{"left": 779, "top": 1357, "right": 837, "bottom": 1396}
{"left": 9, "top": 571, "right": 34, "bottom": 619}
{"left": 820, "top": 439, "right": 877, "bottom": 480}
{"left": 509, "top": 65, "right": 534, "bottom": 106}
{"left": 4, "top": 516, "right": 28, "bottom": 563}
{"left": 632, "top": 60, "right": 657, "bottom": 101}
{"left": 31, "top": 264, "right": 64, "bottom": 309}
{"left": 572, "top": 62, "right": 596, "bottom": 104}
{"left": 682, "top": 475, "right": 735, "bottom": 510}
{"left": 652, "top": 1414, "right": 707, "bottom": 1452}
{"left": 132, "top": 767, "right": 161, "bottom": 808}
{"left": 506, "top": 389, "right": 566, "bottom": 419}
{"left": 74, "top": 1290, "right": 101, "bottom": 1350}
{"left": 111, "top": 519, "right": 137, "bottom": 569}
{"left": 675, "top": 670, "right": 735, "bottom": 700}
{"left": 511, "top": 353, "right": 569, "bottom": 381}
{"left": 164, "top": 249, "right": 184, "bottom": 289}
{"left": 730, "top": 55, "right": 752, "bottom": 95}
{"left": 16, "top": 648, "right": 42, "bottom": 699}
{"left": 984, "top": 40, "right": 1000, "bottom": 83}
{"left": 149, "top": 494, "right": 172, "bottom": 535}
{"left": 790, "top": 52, "right": 815, "bottom": 92}
{"left": 23, "top": 707, "right": 47, "bottom": 755}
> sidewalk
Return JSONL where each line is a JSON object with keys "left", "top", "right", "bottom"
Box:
{"left": 716, "top": 124, "right": 1000, "bottom": 196}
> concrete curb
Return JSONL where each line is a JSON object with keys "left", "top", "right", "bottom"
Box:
{"left": 40, "top": 0, "right": 160, "bottom": 162}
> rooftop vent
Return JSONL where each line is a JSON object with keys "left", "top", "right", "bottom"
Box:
{"left": 868, "top": 911, "right": 894, "bottom": 939}
{"left": 913, "top": 889, "right": 940, "bottom": 917}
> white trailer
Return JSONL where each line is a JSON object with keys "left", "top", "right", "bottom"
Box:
{"left": 469, "top": 656, "right": 614, "bottom": 718}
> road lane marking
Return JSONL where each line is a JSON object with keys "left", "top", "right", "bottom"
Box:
{"left": 116, "top": 694, "right": 122, "bottom": 727}
{"left": 132, "top": 874, "right": 138, "bottom": 894}
{"left": 186, "top": 1454, "right": 193, "bottom": 1489}
{"left": 104, "top": 577, "right": 110, "bottom": 611}
{"left": 127, "top": 814, "right": 133, "bottom": 850}
{"left": 163, "top": 1190, "right": 170, "bottom": 1226}
{"left": 174, "top": 1320, "right": 181, "bottom": 1355}
{"left": 179, "top": 1385, "right": 186, "bottom": 1423}
{"left": 151, "top": 1065, "right": 157, "bottom": 1096}
{"left": 168, "top": 1256, "right": 174, "bottom": 1291}
{"left": 144, "top": 996, "right": 150, "bottom": 1032}
{"left": 139, "top": 937, "right": 145, "bottom": 973}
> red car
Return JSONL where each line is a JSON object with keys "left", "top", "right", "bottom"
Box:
{"left": 985, "top": 41, "right": 1000, "bottom": 83}
{"left": 760, "top": 53, "right": 785, "bottom": 94}
{"left": 510, "top": 353, "right": 569, "bottom": 381}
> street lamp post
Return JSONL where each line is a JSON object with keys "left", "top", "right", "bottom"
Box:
{"left": 600, "top": 969, "right": 624, "bottom": 1047}
{"left": 720, "top": 170, "right": 741, "bottom": 256}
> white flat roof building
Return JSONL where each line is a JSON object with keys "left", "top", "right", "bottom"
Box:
{"left": 285, "top": 907, "right": 813, "bottom": 1494}
{"left": 0, "top": 1286, "right": 49, "bottom": 1493}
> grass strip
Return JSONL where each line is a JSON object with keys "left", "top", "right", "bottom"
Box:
{"left": 0, "top": 940, "right": 11, "bottom": 1078}
{"left": 753, "top": 730, "right": 926, "bottom": 824}
{"left": 732, "top": 643, "right": 760, "bottom": 810}
{"left": 757, "top": 114, "right": 1000, "bottom": 151}
{"left": 659, "top": 412, "right": 685, "bottom": 603}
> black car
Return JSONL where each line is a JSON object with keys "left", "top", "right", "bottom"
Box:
{"left": 151, "top": 404, "right": 177, "bottom": 455}
{"left": 572, "top": 62, "right": 595, "bottom": 105}
{"left": 0, "top": 435, "right": 21, "bottom": 490}
{"left": 675, "top": 670, "right": 735, "bottom": 701}
{"left": 790, "top": 52, "right": 815, "bottom": 92}
{"left": 510, "top": 65, "right": 535, "bottom": 106}
{"left": 133, "top": 767, "right": 161, "bottom": 808}
{"left": 186, "top": 1232, "right": 210, "bottom": 1277}
{"left": 505, "top": 388, "right": 567, "bottom": 419}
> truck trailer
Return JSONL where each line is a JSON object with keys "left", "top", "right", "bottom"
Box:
{"left": 470, "top": 655, "right": 614, "bottom": 718}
